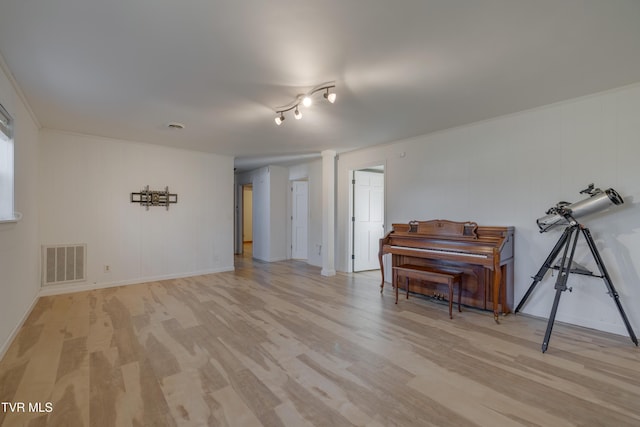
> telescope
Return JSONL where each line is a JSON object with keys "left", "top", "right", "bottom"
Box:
{"left": 518, "top": 183, "right": 637, "bottom": 353}
{"left": 536, "top": 184, "right": 624, "bottom": 232}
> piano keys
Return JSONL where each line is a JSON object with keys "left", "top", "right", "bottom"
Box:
{"left": 379, "top": 219, "right": 514, "bottom": 321}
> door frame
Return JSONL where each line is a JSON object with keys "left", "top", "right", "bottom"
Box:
{"left": 347, "top": 163, "right": 386, "bottom": 273}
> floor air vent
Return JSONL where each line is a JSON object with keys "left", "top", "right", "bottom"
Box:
{"left": 42, "top": 244, "right": 87, "bottom": 286}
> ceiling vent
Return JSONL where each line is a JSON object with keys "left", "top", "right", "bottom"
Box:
{"left": 166, "top": 122, "right": 185, "bottom": 130}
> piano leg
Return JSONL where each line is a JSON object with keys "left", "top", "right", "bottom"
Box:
{"left": 394, "top": 270, "right": 400, "bottom": 304}
{"left": 448, "top": 280, "right": 453, "bottom": 319}
{"left": 395, "top": 281, "right": 398, "bottom": 303}
{"left": 492, "top": 259, "right": 502, "bottom": 323}
{"left": 395, "top": 275, "right": 410, "bottom": 304}
{"left": 379, "top": 250, "right": 385, "bottom": 293}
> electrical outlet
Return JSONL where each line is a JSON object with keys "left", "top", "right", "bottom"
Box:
{"left": 104, "top": 265, "right": 110, "bottom": 272}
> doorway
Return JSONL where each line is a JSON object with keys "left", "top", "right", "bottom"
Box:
{"left": 242, "top": 184, "right": 253, "bottom": 255}
{"left": 352, "top": 167, "right": 385, "bottom": 272}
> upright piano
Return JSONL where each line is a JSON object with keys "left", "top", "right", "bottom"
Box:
{"left": 379, "top": 219, "right": 514, "bottom": 320}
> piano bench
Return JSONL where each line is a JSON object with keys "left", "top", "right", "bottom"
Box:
{"left": 393, "top": 264, "right": 462, "bottom": 319}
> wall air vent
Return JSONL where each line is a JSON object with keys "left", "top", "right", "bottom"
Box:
{"left": 42, "top": 244, "right": 87, "bottom": 286}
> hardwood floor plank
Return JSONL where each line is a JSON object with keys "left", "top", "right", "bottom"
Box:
{"left": 15, "top": 324, "right": 45, "bottom": 360}
{"left": 209, "top": 386, "right": 265, "bottom": 427}
{"left": 89, "top": 350, "right": 123, "bottom": 427}
{"left": 0, "top": 361, "right": 29, "bottom": 426}
{"left": 280, "top": 377, "right": 359, "bottom": 427}
{"left": 46, "top": 384, "right": 84, "bottom": 427}
{"left": 144, "top": 333, "right": 180, "bottom": 381}
{"left": 55, "top": 337, "right": 87, "bottom": 383}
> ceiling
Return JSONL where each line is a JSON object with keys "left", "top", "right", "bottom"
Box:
{"left": 1, "top": 1, "right": 640, "bottom": 171}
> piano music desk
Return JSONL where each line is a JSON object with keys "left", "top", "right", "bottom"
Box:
{"left": 393, "top": 264, "right": 462, "bottom": 319}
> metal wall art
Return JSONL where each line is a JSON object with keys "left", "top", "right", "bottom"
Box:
{"left": 131, "top": 186, "right": 178, "bottom": 210}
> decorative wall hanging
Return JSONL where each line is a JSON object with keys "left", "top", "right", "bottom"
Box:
{"left": 131, "top": 186, "right": 178, "bottom": 210}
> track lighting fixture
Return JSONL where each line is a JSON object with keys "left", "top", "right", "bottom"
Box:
{"left": 273, "top": 82, "right": 336, "bottom": 125}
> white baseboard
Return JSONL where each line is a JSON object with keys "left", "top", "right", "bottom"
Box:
{"left": 38, "top": 266, "right": 236, "bottom": 297}
{"left": 0, "top": 293, "right": 40, "bottom": 361}
{"left": 321, "top": 268, "right": 336, "bottom": 277}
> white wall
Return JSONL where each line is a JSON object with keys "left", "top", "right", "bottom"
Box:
{"left": 39, "top": 130, "right": 234, "bottom": 293}
{"left": 337, "top": 82, "right": 640, "bottom": 337}
{"left": 0, "top": 64, "right": 41, "bottom": 357}
{"left": 237, "top": 165, "right": 288, "bottom": 262}
{"left": 250, "top": 167, "right": 270, "bottom": 260}
{"left": 268, "top": 166, "right": 289, "bottom": 261}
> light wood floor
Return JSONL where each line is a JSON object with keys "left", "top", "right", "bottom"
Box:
{"left": 1, "top": 250, "right": 639, "bottom": 426}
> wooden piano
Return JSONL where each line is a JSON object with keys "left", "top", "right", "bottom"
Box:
{"left": 379, "top": 219, "right": 514, "bottom": 321}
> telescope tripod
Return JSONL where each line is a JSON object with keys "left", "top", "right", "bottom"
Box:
{"left": 515, "top": 222, "right": 638, "bottom": 353}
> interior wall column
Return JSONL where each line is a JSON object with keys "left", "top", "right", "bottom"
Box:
{"left": 321, "top": 149, "right": 336, "bottom": 276}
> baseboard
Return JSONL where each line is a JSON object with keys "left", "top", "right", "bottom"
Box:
{"left": 515, "top": 311, "right": 630, "bottom": 339}
{"left": 0, "top": 293, "right": 40, "bottom": 361}
{"left": 38, "top": 266, "right": 236, "bottom": 297}
{"left": 321, "top": 268, "right": 336, "bottom": 277}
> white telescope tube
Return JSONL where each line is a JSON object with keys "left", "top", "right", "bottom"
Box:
{"left": 536, "top": 188, "right": 623, "bottom": 232}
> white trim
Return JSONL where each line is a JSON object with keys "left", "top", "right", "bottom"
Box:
{"left": 264, "top": 256, "right": 288, "bottom": 263}
{"left": 0, "top": 294, "right": 39, "bottom": 361}
{"left": 321, "top": 150, "right": 337, "bottom": 276}
{"left": 321, "top": 268, "right": 336, "bottom": 277}
{"left": 0, "top": 211, "right": 22, "bottom": 223}
{"left": 38, "top": 266, "right": 235, "bottom": 297}
{"left": 345, "top": 160, "right": 387, "bottom": 273}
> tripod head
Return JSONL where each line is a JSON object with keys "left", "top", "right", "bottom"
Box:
{"left": 536, "top": 184, "right": 624, "bottom": 233}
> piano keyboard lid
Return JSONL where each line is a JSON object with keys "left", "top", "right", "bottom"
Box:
{"left": 388, "top": 245, "right": 490, "bottom": 258}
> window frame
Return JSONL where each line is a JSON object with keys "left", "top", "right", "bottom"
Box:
{"left": 0, "top": 101, "right": 19, "bottom": 223}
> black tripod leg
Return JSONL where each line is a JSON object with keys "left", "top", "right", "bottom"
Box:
{"left": 541, "top": 226, "right": 580, "bottom": 353}
{"left": 542, "top": 287, "right": 563, "bottom": 353}
{"left": 581, "top": 228, "right": 638, "bottom": 346}
{"left": 515, "top": 227, "right": 572, "bottom": 313}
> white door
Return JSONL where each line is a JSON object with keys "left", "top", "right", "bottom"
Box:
{"left": 291, "top": 181, "right": 308, "bottom": 259}
{"left": 353, "top": 170, "right": 384, "bottom": 271}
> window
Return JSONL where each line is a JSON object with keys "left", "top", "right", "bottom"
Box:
{"left": 0, "top": 102, "right": 16, "bottom": 222}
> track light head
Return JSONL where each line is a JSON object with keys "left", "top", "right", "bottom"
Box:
{"left": 324, "top": 89, "right": 336, "bottom": 103}
{"left": 294, "top": 106, "right": 302, "bottom": 120}
{"left": 302, "top": 96, "right": 312, "bottom": 107}
{"left": 275, "top": 113, "right": 285, "bottom": 125}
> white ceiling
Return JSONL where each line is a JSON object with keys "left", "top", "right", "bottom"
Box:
{"left": 1, "top": 1, "right": 640, "bottom": 171}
